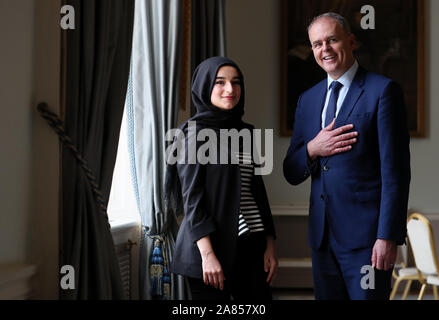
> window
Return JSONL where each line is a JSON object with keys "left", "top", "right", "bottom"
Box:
{"left": 107, "top": 105, "right": 140, "bottom": 226}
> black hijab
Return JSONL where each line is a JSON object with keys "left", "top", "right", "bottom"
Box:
{"left": 164, "top": 56, "right": 246, "bottom": 218}
{"left": 187, "top": 56, "right": 246, "bottom": 130}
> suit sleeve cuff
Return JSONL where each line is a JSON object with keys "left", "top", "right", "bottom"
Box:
{"left": 306, "top": 151, "right": 318, "bottom": 174}
{"left": 376, "top": 232, "right": 406, "bottom": 246}
{"left": 189, "top": 221, "right": 216, "bottom": 243}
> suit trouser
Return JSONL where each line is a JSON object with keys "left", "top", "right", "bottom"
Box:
{"left": 311, "top": 220, "right": 393, "bottom": 300}
{"left": 187, "top": 232, "right": 272, "bottom": 300}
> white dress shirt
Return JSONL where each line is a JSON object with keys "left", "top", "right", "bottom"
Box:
{"left": 321, "top": 60, "right": 359, "bottom": 128}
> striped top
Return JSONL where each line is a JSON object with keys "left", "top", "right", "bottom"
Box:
{"left": 236, "top": 152, "right": 265, "bottom": 237}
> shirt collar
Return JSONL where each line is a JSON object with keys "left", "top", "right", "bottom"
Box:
{"left": 327, "top": 60, "right": 359, "bottom": 90}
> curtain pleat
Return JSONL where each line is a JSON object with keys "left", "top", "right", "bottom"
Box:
{"left": 62, "top": 0, "right": 135, "bottom": 299}
{"left": 190, "top": 0, "right": 226, "bottom": 115}
{"left": 129, "top": 0, "right": 185, "bottom": 300}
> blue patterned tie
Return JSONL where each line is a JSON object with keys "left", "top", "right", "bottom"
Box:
{"left": 325, "top": 81, "right": 343, "bottom": 127}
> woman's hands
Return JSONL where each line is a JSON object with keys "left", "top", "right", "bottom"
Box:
{"left": 264, "top": 236, "right": 278, "bottom": 285}
{"left": 197, "top": 236, "right": 225, "bottom": 290}
{"left": 197, "top": 235, "right": 278, "bottom": 290}
{"left": 201, "top": 250, "right": 226, "bottom": 290}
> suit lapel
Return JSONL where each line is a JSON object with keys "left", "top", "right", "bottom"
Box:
{"left": 334, "top": 68, "right": 365, "bottom": 128}
{"left": 322, "top": 68, "right": 365, "bottom": 166}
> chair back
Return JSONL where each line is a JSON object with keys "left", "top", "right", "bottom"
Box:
{"left": 407, "top": 213, "right": 439, "bottom": 275}
{"left": 395, "top": 244, "right": 409, "bottom": 266}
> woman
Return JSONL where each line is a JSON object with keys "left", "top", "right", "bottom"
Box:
{"left": 166, "top": 56, "right": 278, "bottom": 300}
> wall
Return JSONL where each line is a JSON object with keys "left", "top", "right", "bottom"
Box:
{"left": 0, "top": 0, "right": 61, "bottom": 299}
{"left": 0, "top": 0, "right": 35, "bottom": 264}
{"left": 31, "top": 0, "right": 62, "bottom": 298}
{"left": 225, "top": 0, "right": 439, "bottom": 215}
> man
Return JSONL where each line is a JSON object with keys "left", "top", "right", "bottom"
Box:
{"left": 283, "top": 12, "right": 410, "bottom": 300}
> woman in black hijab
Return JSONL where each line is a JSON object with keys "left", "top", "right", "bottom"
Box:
{"left": 166, "top": 56, "right": 277, "bottom": 300}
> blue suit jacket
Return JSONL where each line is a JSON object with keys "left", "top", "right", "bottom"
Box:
{"left": 283, "top": 68, "right": 411, "bottom": 250}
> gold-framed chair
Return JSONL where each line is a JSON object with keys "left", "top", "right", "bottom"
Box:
{"left": 406, "top": 213, "right": 439, "bottom": 300}
{"left": 389, "top": 244, "right": 424, "bottom": 300}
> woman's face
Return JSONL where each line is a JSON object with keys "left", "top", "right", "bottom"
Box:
{"left": 210, "top": 66, "right": 241, "bottom": 110}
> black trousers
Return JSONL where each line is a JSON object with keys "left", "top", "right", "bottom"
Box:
{"left": 188, "top": 232, "right": 272, "bottom": 300}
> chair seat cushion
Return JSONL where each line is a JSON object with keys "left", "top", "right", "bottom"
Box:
{"left": 398, "top": 267, "right": 419, "bottom": 277}
{"left": 427, "top": 275, "right": 439, "bottom": 286}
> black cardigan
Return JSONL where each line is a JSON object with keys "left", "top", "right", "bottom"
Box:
{"left": 170, "top": 124, "right": 276, "bottom": 280}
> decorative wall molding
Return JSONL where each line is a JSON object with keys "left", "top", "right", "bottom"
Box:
{"left": 272, "top": 205, "right": 439, "bottom": 219}
{"left": 0, "top": 263, "right": 37, "bottom": 300}
{"left": 271, "top": 204, "right": 309, "bottom": 216}
{"left": 278, "top": 258, "right": 312, "bottom": 268}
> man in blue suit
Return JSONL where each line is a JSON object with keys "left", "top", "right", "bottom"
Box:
{"left": 283, "top": 12, "right": 411, "bottom": 300}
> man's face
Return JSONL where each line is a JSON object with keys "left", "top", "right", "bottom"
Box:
{"left": 308, "top": 17, "right": 356, "bottom": 79}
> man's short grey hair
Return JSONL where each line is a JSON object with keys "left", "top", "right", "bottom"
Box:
{"left": 307, "top": 12, "right": 351, "bottom": 35}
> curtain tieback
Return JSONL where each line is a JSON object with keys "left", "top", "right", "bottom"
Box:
{"left": 37, "top": 102, "right": 109, "bottom": 218}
